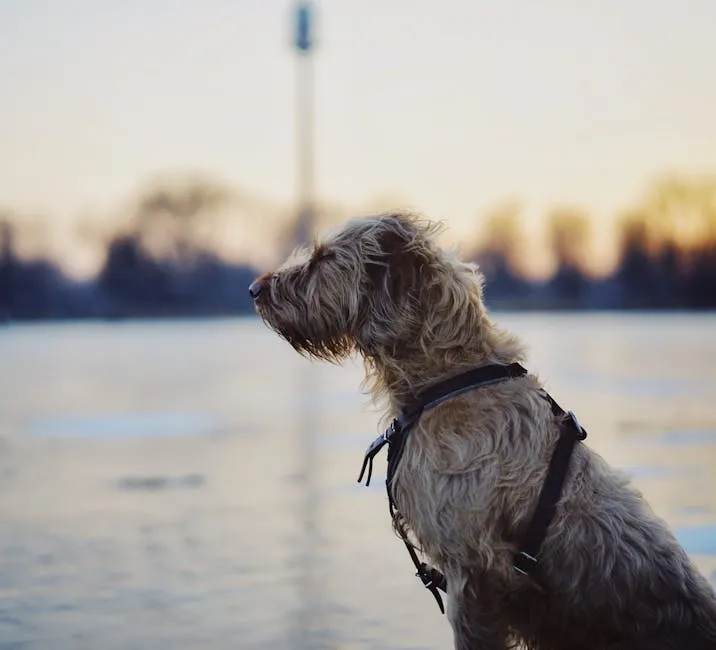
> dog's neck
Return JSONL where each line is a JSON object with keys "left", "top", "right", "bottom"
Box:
{"left": 363, "top": 316, "right": 526, "bottom": 413}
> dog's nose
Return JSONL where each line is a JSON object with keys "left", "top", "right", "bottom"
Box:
{"left": 249, "top": 279, "right": 264, "bottom": 299}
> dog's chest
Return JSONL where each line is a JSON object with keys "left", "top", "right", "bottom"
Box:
{"left": 390, "top": 438, "right": 464, "bottom": 561}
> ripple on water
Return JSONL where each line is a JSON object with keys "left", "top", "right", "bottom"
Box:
{"left": 619, "top": 421, "right": 716, "bottom": 447}
{"left": 649, "top": 429, "right": 716, "bottom": 447}
{"left": 25, "top": 412, "right": 219, "bottom": 439}
{"left": 619, "top": 465, "right": 690, "bottom": 479}
{"left": 674, "top": 524, "right": 716, "bottom": 556}
{"left": 117, "top": 474, "right": 205, "bottom": 491}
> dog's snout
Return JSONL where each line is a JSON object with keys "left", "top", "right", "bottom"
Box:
{"left": 250, "top": 274, "right": 274, "bottom": 299}
{"left": 249, "top": 279, "right": 264, "bottom": 299}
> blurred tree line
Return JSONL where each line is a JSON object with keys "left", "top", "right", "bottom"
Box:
{"left": 0, "top": 180, "right": 258, "bottom": 320}
{"left": 1, "top": 174, "right": 715, "bottom": 321}
{"left": 470, "top": 175, "right": 716, "bottom": 310}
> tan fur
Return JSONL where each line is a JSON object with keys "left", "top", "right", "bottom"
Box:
{"left": 252, "top": 211, "right": 716, "bottom": 650}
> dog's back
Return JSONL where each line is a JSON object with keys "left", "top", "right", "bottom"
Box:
{"left": 510, "top": 447, "right": 716, "bottom": 648}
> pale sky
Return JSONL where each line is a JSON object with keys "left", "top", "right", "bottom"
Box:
{"left": 2, "top": 0, "right": 716, "bottom": 273}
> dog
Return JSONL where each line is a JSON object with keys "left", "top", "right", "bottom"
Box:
{"left": 250, "top": 211, "right": 716, "bottom": 650}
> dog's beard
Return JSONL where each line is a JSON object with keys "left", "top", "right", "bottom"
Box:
{"left": 259, "top": 300, "right": 355, "bottom": 362}
{"left": 274, "top": 324, "right": 354, "bottom": 362}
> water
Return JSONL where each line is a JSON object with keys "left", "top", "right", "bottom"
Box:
{"left": 1, "top": 314, "right": 715, "bottom": 650}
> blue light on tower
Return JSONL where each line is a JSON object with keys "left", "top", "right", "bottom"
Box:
{"left": 294, "top": 3, "right": 312, "bottom": 53}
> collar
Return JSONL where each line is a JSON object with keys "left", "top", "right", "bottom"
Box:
{"left": 357, "top": 362, "right": 528, "bottom": 486}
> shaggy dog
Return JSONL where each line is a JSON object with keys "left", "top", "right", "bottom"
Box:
{"left": 250, "top": 212, "right": 716, "bottom": 650}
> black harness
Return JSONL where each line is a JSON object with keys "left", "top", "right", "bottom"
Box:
{"left": 357, "top": 362, "right": 587, "bottom": 614}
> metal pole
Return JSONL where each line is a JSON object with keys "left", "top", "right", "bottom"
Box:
{"left": 294, "top": 2, "right": 315, "bottom": 247}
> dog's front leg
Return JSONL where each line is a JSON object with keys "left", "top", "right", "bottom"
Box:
{"left": 447, "top": 580, "right": 508, "bottom": 650}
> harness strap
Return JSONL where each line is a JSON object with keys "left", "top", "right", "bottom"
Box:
{"left": 356, "top": 363, "right": 529, "bottom": 488}
{"left": 411, "top": 362, "right": 530, "bottom": 414}
{"left": 513, "top": 400, "right": 586, "bottom": 575}
{"left": 390, "top": 500, "right": 447, "bottom": 613}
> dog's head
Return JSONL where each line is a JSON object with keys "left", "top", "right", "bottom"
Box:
{"left": 250, "top": 211, "right": 485, "bottom": 363}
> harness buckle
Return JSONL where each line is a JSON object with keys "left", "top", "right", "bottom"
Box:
{"left": 416, "top": 563, "right": 447, "bottom": 593}
{"left": 513, "top": 550, "right": 538, "bottom": 576}
{"left": 357, "top": 419, "right": 402, "bottom": 486}
{"left": 388, "top": 418, "right": 400, "bottom": 438}
{"left": 566, "top": 410, "right": 587, "bottom": 440}
{"left": 416, "top": 564, "right": 446, "bottom": 614}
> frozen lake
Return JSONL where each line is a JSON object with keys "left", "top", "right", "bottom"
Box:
{"left": 1, "top": 314, "right": 715, "bottom": 649}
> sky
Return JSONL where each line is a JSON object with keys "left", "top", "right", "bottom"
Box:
{"left": 2, "top": 0, "right": 716, "bottom": 274}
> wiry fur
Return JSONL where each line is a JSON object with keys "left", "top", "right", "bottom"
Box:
{"left": 252, "top": 211, "right": 716, "bottom": 650}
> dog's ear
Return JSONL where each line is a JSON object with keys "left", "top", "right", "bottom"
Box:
{"left": 364, "top": 217, "right": 430, "bottom": 299}
{"left": 357, "top": 214, "right": 439, "bottom": 356}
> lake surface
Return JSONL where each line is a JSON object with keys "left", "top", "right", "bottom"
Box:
{"left": 1, "top": 314, "right": 715, "bottom": 650}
